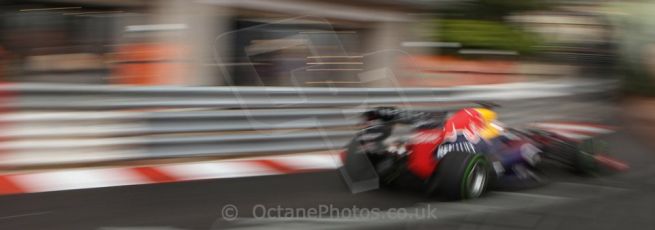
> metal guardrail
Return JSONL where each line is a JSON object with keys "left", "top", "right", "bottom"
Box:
{"left": 0, "top": 79, "right": 614, "bottom": 109}
{"left": 0, "top": 80, "right": 617, "bottom": 167}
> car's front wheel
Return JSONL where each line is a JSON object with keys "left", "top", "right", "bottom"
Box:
{"left": 427, "top": 152, "right": 491, "bottom": 200}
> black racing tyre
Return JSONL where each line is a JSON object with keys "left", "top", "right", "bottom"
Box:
{"left": 574, "top": 139, "right": 605, "bottom": 175}
{"left": 427, "top": 152, "right": 491, "bottom": 200}
{"left": 552, "top": 139, "right": 599, "bottom": 175}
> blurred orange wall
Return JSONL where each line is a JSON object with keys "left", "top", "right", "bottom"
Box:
{"left": 112, "top": 42, "right": 189, "bottom": 85}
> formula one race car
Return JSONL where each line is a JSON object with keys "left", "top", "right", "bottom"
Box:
{"left": 339, "top": 104, "right": 628, "bottom": 200}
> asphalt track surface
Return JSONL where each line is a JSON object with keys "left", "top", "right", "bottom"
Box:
{"left": 1, "top": 131, "right": 655, "bottom": 230}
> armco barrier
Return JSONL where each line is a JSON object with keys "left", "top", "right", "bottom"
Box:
{"left": 0, "top": 79, "right": 613, "bottom": 109}
{"left": 0, "top": 80, "right": 617, "bottom": 167}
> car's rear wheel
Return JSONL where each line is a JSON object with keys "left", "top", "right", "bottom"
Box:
{"left": 427, "top": 151, "right": 491, "bottom": 200}
{"left": 551, "top": 139, "right": 600, "bottom": 175}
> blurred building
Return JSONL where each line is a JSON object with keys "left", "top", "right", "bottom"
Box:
{"left": 0, "top": 0, "right": 433, "bottom": 86}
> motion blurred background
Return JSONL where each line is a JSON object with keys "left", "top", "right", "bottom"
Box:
{"left": 0, "top": 0, "right": 628, "bottom": 87}
{"left": 1, "top": 0, "right": 655, "bottom": 229}
{"left": 0, "top": 0, "right": 651, "bottom": 189}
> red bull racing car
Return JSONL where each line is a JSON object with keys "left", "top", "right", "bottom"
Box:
{"left": 339, "top": 104, "right": 628, "bottom": 200}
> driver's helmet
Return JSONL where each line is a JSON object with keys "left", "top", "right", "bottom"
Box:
{"left": 476, "top": 108, "right": 497, "bottom": 123}
{"left": 474, "top": 108, "right": 501, "bottom": 140}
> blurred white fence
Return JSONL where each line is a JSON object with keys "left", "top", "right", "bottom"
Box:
{"left": 0, "top": 80, "right": 616, "bottom": 167}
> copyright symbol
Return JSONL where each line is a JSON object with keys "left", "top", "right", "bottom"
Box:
{"left": 221, "top": 204, "right": 239, "bottom": 221}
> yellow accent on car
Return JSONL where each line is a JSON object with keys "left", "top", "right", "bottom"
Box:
{"left": 474, "top": 108, "right": 501, "bottom": 140}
